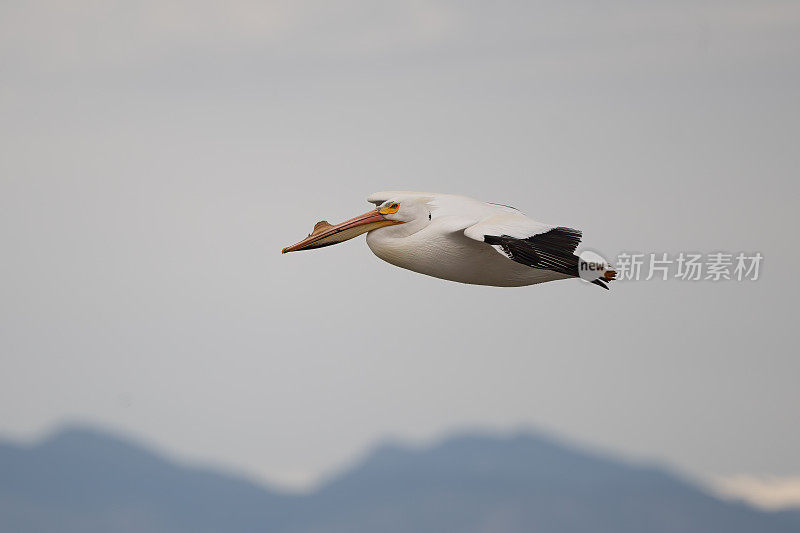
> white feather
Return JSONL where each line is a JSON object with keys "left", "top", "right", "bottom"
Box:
{"left": 363, "top": 191, "right": 573, "bottom": 287}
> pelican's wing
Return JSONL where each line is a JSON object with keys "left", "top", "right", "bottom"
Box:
{"left": 464, "top": 213, "right": 610, "bottom": 289}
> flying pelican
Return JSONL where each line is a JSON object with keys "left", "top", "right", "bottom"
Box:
{"left": 282, "top": 191, "right": 616, "bottom": 289}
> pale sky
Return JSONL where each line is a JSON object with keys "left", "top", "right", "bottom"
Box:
{"left": 1, "top": 0, "right": 798, "bottom": 498}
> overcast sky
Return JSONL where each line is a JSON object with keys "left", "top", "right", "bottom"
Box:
{"left": 1, "top": 0, "right": 798, "bottom": 498}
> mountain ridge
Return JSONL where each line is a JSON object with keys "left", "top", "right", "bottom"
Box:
{"left": 1, "top": 424, "right": 797, "bottom": 533}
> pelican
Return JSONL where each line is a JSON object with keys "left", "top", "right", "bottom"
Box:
{"left": 282, "top": 191, "right": 616, "bottom": 289}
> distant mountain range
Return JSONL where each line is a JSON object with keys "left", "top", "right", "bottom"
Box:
{"left": 1, "top": 426, "right": 797, "bottom": 533}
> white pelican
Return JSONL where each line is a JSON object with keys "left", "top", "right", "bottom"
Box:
{"left": 282, "top": 191, "right": 616, "bottom": 289}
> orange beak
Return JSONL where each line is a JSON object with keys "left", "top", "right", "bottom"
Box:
{"left": 282, "top": 209, "right": 402, "bottom": 254}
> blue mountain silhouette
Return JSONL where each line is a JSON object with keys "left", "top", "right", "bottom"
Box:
{"left": 1, "top": 425, "right": 797, "bottom": 533}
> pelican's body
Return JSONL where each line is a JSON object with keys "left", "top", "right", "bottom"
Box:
{"left": 364, "top": 194, "right": 569, "bottom": 287}
{"left": 366, "top": 229, "right": 570, "bottom": 287}
{"left": 283, "top": 191, "right": 615, "bottom": 289}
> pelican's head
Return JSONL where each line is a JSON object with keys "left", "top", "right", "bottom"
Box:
{"left": 281, "top": 193, "right": 432, "bottom": 253}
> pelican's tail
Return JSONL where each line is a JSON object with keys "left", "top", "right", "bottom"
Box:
{"left": 590, "top": 269, "right": 617, "bottom": 290}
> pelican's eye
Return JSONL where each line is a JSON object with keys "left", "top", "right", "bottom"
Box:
{"left": 379, "top": 202, "right": 400, "bottom": 215}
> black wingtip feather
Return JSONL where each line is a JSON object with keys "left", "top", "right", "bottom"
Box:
{"left": 484, "top": 227, "right": 613, "bottom": 290}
